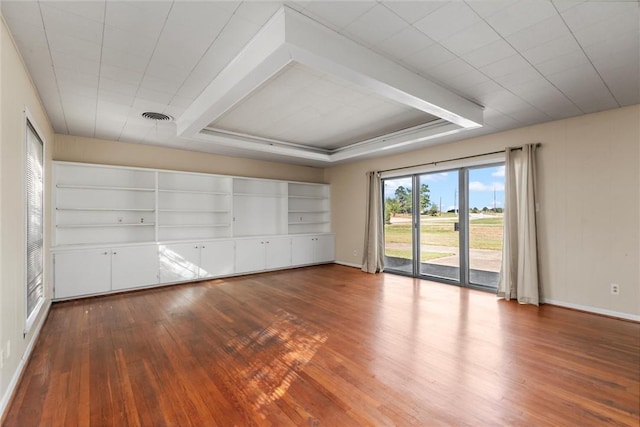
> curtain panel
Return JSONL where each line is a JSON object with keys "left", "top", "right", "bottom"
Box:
{"left": 362, "top": 171, "right": 384, "bottom": 273}
{"left": 497, "top": 144, "right": 540, "bottom": 305}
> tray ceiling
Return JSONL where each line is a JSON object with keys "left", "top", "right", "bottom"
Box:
{"left": 208, "top": 62, "right": 439, "bottom": 150}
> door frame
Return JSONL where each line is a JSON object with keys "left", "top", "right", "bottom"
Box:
{"left": 382, "top": 161, "right": 504, "bottom": 290}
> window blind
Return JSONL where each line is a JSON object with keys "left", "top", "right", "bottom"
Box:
{"left": 26, "top": 121, "right": 44, "bottom": 320}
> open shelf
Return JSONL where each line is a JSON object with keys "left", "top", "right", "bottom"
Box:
{"left": 158, "top": 224, "right": 229, "bottom": 228}
{"left": 57, "top": 223, "right": 155, "bottom": 228}
{"left": 53, "top": 162, "right": 330, "bottom": 245}
{"left": 57, "top": 207, "right": 155, "bottom": 212}
{"left": 159, "top": 209, "right": 229, "bottom": 213}
{"left": 158, "top": 189, "right": 228, "bottom": 195}
{"left": 57, "top": 184, "right": 154, "bottom": 192}
{"left": 234, "top": 192, "right": 286, "bottom": 198}
{"left": 288, "top": 195, "right": 328, "bottom": 199}
{"left": 288, "top": 221, "right": 329, "bottom": 225}
{"left": 287, "top": 182, "right": 330, "bottom": 234}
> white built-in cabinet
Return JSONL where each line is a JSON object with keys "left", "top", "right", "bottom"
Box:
{"left": 235, "top": 237, "right": 292, "bottom": 274}
{"left": 52, "top": 162, "right": 334, "bottom": 300}
{"left": 111, "top": 245, "right": 160, "bottom": 291}
{"left": 158, "top": 240, "right": 235, "bottom": 283}
{"left": 54, "top": 250, "right": 112, "bottom": 299}
{"left": 292, "top": 234, "right": 336, "bottom": 266}
{"left": 54, "top": 244, "right": 159, "bottom": 299}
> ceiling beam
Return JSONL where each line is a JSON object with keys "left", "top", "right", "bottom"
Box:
{"left": 177, "top": 6, "right": 484, "bottom": 164}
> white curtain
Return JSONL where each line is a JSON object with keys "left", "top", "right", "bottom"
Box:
{"left": 497, "top": 144, "right": 540, "bottom": 305}
{"left": 362, "top": 171, "right": 384, "bottom": 273}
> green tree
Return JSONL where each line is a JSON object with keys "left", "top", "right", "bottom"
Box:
{"left": 428, "top": 203, "right": 439, "bottom": 216}
{"left": 393, "top": 184, "right": 431, "bottom": 214}
{"left": 419, "top": 183, "right": 430, "bottom": 213}
{"left": 384, "top": 198, "right": 400, "bottom": 224}
{"left": 395, "top": 186, "right": 411, "bottom": 214}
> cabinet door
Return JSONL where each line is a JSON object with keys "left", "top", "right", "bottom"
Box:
{"left": 235, "top": 239, "right": 265, "bottom": 273}
{"left": 54, "top": 250, "right": 111, "bottom": 299}
{"left": 158, "top": 243, "right": 200, "bottom": 283}
{"left": 112, "top": 245, "right": 159, "bottom": 291}
{"left": 291, "top": 236, "right": 315, "bottom": 266}
{"left": 315, "top": 234, "right": 335, "bottom": 263}
{"left": 199, "top": 240, "right": 235, "bottom": 278}
{"left": 265, "top": 237, "right": 291, "bottom": 270}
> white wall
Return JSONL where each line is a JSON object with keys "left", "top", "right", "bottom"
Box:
{"left": 326, "top": 105, "right": 640, "bottom": 319}
{"left": 0, "top": 14, "right": 55, "bottom": 416}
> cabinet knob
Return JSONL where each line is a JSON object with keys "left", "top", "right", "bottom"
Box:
{"left": 195, "top": 246, "right": 199, "bottom": 249}
{"left": 266, "top": 241, "right": 269, "bottom": 244}
{"left": 113, "top": 251, "right": 117, "bottom": 255}
{"left": 103, "top": 252, "right": 108, "bottom": 255}
{"left": 202, "top": 245, "right": 205, "bottom": 249}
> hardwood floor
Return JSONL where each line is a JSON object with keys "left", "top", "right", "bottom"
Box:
{"left": 4, "top": 264, "right": 639, "bottom": 426}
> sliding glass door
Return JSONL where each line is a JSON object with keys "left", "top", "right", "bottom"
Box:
{"left": 382, "top": 164, "right": 504, "bottom": 290}
{"left": 468, "top": 165, "right": 505, "bottom": 288}
{"left": 419, "top": 171, "right": 460, "bottom": 281}
{"left": 382, "top": 176, "right": 414, "bottom": 275}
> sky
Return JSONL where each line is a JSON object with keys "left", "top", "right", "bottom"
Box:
{"left": 383, "top": 165, "right": 505, "bottom": 211}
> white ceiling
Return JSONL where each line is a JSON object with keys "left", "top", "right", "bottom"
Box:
{"left": 209, "top": 62, "right": 438, "bottom": 150}
{"left": 2, "top": 1, "right": 639, "bottom": 166}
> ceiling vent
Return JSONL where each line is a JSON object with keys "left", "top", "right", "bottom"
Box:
{"left": 142, "top": 112, "right": 173, "bottom": 121}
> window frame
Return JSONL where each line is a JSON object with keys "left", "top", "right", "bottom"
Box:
{"left": 24, "top": 107, "right": 46, "bottom": 335}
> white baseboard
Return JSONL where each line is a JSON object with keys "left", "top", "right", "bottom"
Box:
{"left": 542, "top": 298, "right": 639, "bottom": 322}
{"left": 1, "top": 301, "right": 51, "bottom": 420}
{"left": 334, "top": 261, "right": 362, "bottom": 269}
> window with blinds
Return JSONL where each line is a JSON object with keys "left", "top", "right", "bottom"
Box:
{"left": 26, "top": 120, "right": 44, "bottom": 323}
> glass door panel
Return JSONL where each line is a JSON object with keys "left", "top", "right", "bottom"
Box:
{"left": 419, "top": 171, "right": 460, "bottom": 281}
{"left": 468, "top": 165, "right": 505, "bottom": 288}
{"left": 383, "top": 176, "right": 414, "bottom": 275}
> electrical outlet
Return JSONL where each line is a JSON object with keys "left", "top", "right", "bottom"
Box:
{"left": 610, "top": 284, "right": 620, "bottom": 295}
{"left": 0, "top": 350, "right": 4, "bottom": 368}
{"left": 352, "top": 249, "right": 357, "bottom": 257}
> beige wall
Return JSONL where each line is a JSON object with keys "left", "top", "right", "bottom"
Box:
{"left": 326, "top": 105, "right": 640, "bottom": 318}
{"left": 0, "top": 15, "right": 55, "bottom": 412}
{"left": 54, "top": 135, "right": 325, "bottom": 183}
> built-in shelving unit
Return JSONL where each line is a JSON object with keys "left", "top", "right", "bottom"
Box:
{"left": 157, "top": 171, "right": 232, "bottom": 241}
{"left": 233, "top": 178, "right": 287, "bottom": 236}
{"left": 287, "top": 182, "right": 330, "bottom": 234}
{"left": 54, "top": 164, "right": 156, "bottom": 245}
{"left": 52, "top": 161, "right": 334, "bottom": 300}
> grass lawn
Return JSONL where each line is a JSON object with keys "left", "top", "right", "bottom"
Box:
{"left": 384, "top": 215, "right": 504, "bottom": 252}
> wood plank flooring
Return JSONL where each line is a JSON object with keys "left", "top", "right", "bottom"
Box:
{"left": 4, "top": 264, "right": 639, "bottom": 426}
